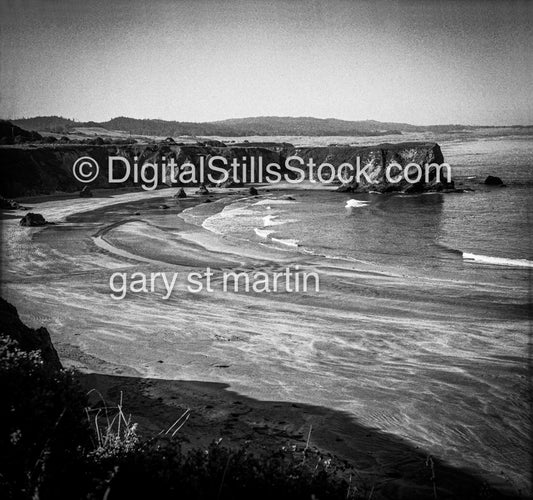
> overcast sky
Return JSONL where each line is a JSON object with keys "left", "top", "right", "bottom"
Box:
{"left": 0, "top": 0, "right": 531, "bottom": 125}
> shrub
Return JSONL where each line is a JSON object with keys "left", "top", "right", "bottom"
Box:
{"left": 0, "top": 337, "right": 90, "bottom": 499}
{"left": 0, "top": 336, "right": 359, "bottom": 499}
{"left": 82, "top": 440, "right": 357, "bottom": 500}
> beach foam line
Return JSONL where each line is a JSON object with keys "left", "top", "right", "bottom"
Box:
{"left": 463, "top": 252, "right": 533, "bottom": 268}
{"left": 254, "top": 228, "right": 275, "bottom": 239}
{"left": 271, "top": 237, "right": 300, "bottom": 248}
{"left": 262, "top": 215, "right": 278, "bottom": 226}
{"left": 345, "top": 199, "right": 370, "bottom": 208}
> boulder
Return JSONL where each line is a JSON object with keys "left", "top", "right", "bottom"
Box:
{"left": 174, "top": 187, "right": 187, "bottom": 199}
{"left": 484, "top": 175, "right": 503, "bottom": 186}
{"left": 159, "top": 204, "right": 169, "bottom": 209}
{"left": 79, "top": 186, "right": 93, "bottom": 198}
{"left": 249, "top": 186, "right": 258, "bottom": 196}
{"left": 196, "top": 184, "right": 210, "bottom": 195}
{"left": 19, "top": 212, "right": 49, "bottom": 226}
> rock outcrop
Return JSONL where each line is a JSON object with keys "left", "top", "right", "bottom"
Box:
{"left": 0, "top": 120, "right": 42, "bottom": 145}
{"left": 174, "top": 187, "right": 187, "bottom": 198}
{"left": 196, "top": 184, "right": 209, "bottom": 195}
{"left": 0, "top": 143, "right": 286, "bottom": 198}
{"left": 484, "top": 175, "right": 504, "bottom": 186}
{"left": 0, "top": 141, "right": 452, "bottom": 197}
{"left": 0, "top": 297, "right": 62, "bottom": 371}
{"left": 293, "top": 142, "right": 450, "bottom": 193}
{"left": 19, "top": 212, "right": 51, "bottom": 226}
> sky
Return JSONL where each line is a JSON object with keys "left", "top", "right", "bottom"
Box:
{"left": 0, "top": 0, "right": 531, "bottom": 125}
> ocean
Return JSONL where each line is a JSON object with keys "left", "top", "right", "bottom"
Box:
{"left": 188, "top": 133, "right": 533, "bottom": 276}
{"left": 178, "top": 131, "right": 532, "bottom": 494}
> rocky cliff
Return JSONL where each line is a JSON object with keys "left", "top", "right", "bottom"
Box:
{"left": 294, "top": 142, "right": 451, "bottom": 193}
{"left": 0, "top": 144, "right": 288, "bottom": 197}
{"left": 0, "top": 141, "right": 449, "bottom": 197}
{"left": 0, "top": 297, "right": 62, "bottom": 371}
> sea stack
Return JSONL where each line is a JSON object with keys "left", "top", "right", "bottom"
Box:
{"left": 196, "top": 184, "right": 209, "bottom": 195}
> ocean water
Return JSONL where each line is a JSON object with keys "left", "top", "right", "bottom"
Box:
{"left": 194, "top": 134, "right": 533, "bottom": 278}
{"left": 178, "top": 133, "right": 532, "bottom": 493}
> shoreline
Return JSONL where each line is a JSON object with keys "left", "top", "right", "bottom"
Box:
{"left": 0, "top": 187, "right": 529, "bottom": 498}
{"left": 76, "top": 370, "right": 518, "bottom": 500}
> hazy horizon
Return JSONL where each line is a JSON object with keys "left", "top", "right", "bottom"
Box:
{"left": 1, "top": 0, "right": 531, "bottom": 126}
{"left": 6, "top": 114, "right": 533, "bottom": 128}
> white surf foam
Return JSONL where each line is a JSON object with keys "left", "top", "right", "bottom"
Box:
{"left": 254, "top": 228, "right": 275, "bottom": 239}
{"left": 345, "top": 199, "right": 370, "bottom": 208}
{"left": 463, "top": 252, "right": 533, "bottom": 268}
{"left": 271, "top": 237, "right": 300, "bottom": 248}
{"left": 201, "top": 206, "right": 257, "bottom": 234}
{"left": 263, "top": 214, "right": 293, "bottom": 227}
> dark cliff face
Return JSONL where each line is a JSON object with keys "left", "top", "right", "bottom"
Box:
{"left": 0, "top": 297, "right": 62, "bottom": 371}
{"left": 294, "top": 142, "right": 447, "bottom": 192}
{"left": 0, "top": 142, "right": 447, "bottom": 197}
{"left": 0, "top": 144, "right": 287, "bottom": 197}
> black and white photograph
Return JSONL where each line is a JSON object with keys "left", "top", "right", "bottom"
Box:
{"left": 0, "top": 1, "right": 531, "bottom": 498}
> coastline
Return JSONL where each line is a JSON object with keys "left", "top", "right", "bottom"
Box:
{"left": 0, "top": 186, "right": 530, "bottom": 498}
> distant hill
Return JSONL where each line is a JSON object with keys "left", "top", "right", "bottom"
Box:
{"left": 10, "top": 115, "right": 474, "bottom": 137}
{"left": 11, "top": 116, "right": 77, "bottom": 134}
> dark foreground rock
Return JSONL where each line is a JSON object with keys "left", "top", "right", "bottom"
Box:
{"left": 19, "top": 212, "right": 52, "bottom": 226}
{"left": 0, "top": 297, "right": 62, "bottom": 370}
{"left": 249, "top": 186, "right": 258, "bottom": 195}
{"left": 484, "top": 175, "right": 504, "bottom": 186}
{"left": 174, "top": 187, "right": 187, "bottom": 198}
